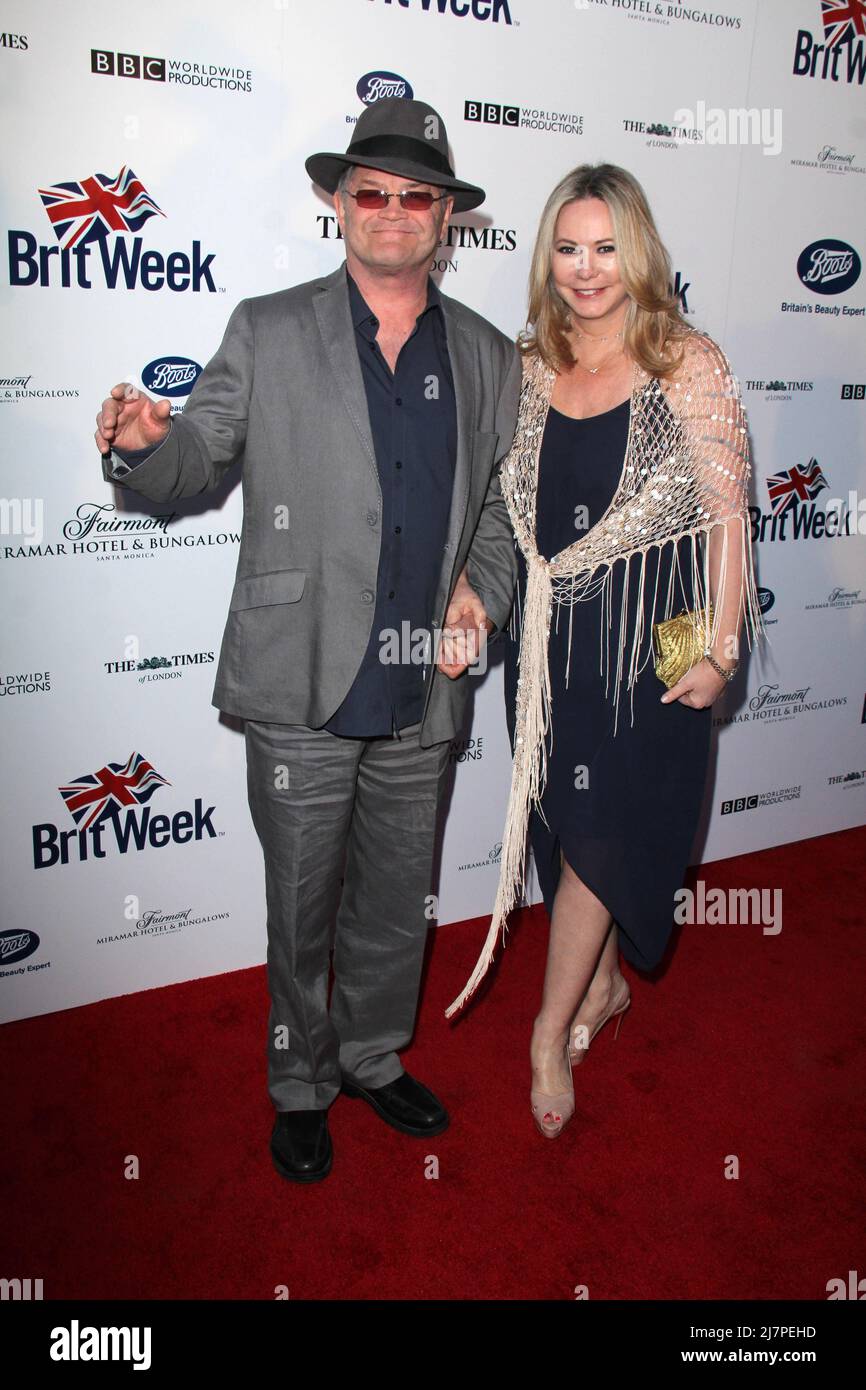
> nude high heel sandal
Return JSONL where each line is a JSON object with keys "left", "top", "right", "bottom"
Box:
{"left": 530, "top": 1040, "right": 575, "bottom": 1139}
{"left": 568, "top": 988, "right": 631, "bottom": 1066}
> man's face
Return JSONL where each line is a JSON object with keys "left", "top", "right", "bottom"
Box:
{"left": 334, "top": 166, "right": 453, "bottom": 276}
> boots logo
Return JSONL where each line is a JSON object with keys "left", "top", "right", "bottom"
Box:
{"left": 8, "top": 164, "right": 219, "bottom": 292}
{"left": 757, "top": 587, "right": 776, "bottom": 614}
{"left": 356, "top": 71, "right": 413, "bottom": 104}
{"left": 0, "top": 929, "right": 40, "bottom": 965}
{"left": 797, "top": 239, "right": 861, "bottom": 293}
{"left": 142, "top": 356, "right": 202, "bottom": 397}
{"left": 33, "top": 752, "right": 219, "bottom": 869}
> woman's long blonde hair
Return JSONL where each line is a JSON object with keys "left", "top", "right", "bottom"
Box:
{"left": 520, "top": 163, "right": 689, "bottom": 379}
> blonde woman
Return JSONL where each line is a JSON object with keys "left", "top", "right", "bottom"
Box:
{"left": 446, "top": 164, "right": 762, "bottom": 1138}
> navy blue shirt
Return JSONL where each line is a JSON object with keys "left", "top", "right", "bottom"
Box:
{"left": 323, "top": 271, "right": 457, "bottom": 737}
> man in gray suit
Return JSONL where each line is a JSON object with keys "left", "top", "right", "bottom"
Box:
{"left": 95, "top": 99, "right": 520, "bottom": 1183}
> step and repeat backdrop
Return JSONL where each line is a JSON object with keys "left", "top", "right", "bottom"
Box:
{"left": 1, "top": 0, "right": 864, "bottom": 1021}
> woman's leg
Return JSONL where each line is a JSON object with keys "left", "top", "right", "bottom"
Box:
{"left": 530, "top": 859, "right": 617, "bottom": 1097}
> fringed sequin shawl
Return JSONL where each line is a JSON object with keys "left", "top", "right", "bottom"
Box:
{"left": 446, "top": 330, "right": 763, "bottom": 1017}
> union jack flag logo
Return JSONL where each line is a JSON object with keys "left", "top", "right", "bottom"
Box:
{"left": 59, "top": 753, "right": 171, "bottom": 831}
{"left": 38, "top": 165, "right": 165, "bottom": 250}
{"left": 766, "top": 459, "right": 829, "bottom": 518}
{"left": 821, "top": 0, "right": 866, "bottom": 49}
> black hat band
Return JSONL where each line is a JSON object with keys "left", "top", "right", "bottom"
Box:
{"left": 347, "top": 133, "right": 454, "bottom": 178}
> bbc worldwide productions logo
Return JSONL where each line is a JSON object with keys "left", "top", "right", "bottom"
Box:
{"left": 464, "top": 100, "right": 583, "bottom": 136}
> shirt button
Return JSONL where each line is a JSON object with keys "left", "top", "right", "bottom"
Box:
{"left": 366, "top": 511, "right": 378, "bottom": 526}
{"left": 361, "top": 590, "right": 374, "bottom": 604}
{"left": 395, "top": 397, "right": 402, "bottom": 406}
{"left": 388, "top": 590, "right": 395, "bottom": 599}
{"left": 395, "top": 460, "right": 403, "bottom": 469}
{"left": 395, "top": 525, "right": 402, "bottom": 534}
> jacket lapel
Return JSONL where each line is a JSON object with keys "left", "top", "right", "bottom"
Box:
{"left": 311, "top": 270, "right": 474, "bottom": 597}
{"left": 312, "top": 266, "right": 379, "bottom": 489}
{"left": 440, "top": 296, "right": 474, "bottom": 557}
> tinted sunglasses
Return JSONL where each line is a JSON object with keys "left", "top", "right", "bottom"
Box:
{"left": 345, "top": 188, "right": 449, "bottom": 211}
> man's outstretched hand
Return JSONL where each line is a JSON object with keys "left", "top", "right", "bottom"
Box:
{"left": 95, "top": 382, "right": 171, "bottom": 457}
{"left": 437, "top": 570, "right": 494, "bottom": 680}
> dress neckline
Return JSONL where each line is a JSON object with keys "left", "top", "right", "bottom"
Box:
{"left": 548, "top": 398, "right": 631, "bottom": 422}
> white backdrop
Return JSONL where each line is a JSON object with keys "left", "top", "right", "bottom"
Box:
{"left": 1, "top": 0, "right": 864, "bottom": 1021}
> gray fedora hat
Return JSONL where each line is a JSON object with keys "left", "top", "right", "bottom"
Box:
{"left": 305, "top": 97, "right": 485, "bottom": 213}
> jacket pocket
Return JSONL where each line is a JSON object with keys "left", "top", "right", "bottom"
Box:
{"left": 229, "top": 568, "right": 306, "bottom": 610}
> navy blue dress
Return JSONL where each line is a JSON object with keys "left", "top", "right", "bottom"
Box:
{"left": 503, "top": 398, "right": 711, "bottom": 971}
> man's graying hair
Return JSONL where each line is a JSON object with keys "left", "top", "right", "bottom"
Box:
{"left": 336, "top": 165, "right": 356, "bottom": 196}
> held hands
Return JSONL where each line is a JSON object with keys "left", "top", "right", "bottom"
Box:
{"left": 660, "top": 657, "right": 729, "bottom": 709}
{"left": 436, "top": 571, "right": 493, "bottom": 680}
{"left": 95, "top": 382, "right": 171, "bottom": 457}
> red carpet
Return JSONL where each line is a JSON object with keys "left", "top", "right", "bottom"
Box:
{"left": 3, "top": 826, "right": 864, "bottom": 1301}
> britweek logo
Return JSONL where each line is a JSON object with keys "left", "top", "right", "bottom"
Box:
{"left": 793, "top": 1, "right": 866, "bottom": 85}
{"left": 672, "top": 269, "right": 692, "bottom": 313}
{"left": 365, "top": 0, "right": 514, "bottom": 23}
{"left": 8, "top": 164, "right": 219, "bottom": 292}
{"left": 797, "top": 239, "right": 861, "bottom": 294}
{"left": 750, "top": 461, "right": 865, "bottom": 543}
{"left": 32, "top": 752, "right": 220, "bottom": 869}
{"left": 356, "top": 71, "right": 413, "bottom": 105}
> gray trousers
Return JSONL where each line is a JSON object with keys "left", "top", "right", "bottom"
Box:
{"left": 244, "top": 718, "right": 450, "bottom": 1111}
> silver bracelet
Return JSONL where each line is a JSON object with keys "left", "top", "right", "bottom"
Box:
{"left": 703, "top": 649, "right": 738, "bottom": 683}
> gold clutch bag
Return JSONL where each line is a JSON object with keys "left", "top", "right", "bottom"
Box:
{"left": 652, "top": 605, "right": 714, "bottom": 688}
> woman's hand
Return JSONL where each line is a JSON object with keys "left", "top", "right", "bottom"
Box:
{"left": 660, "top": 658, "right": 728, "bottom": 709}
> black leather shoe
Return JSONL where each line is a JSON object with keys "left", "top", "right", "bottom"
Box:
{"left": 270, "top": 1109, "right": 332, "bottom": 1182}
{"left": 340, "top": 1071, "right": 449, "bottom": 1137}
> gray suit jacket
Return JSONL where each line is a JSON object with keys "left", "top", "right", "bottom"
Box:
{"left": 103, "top": 264, "right": 521, "bottom": 746}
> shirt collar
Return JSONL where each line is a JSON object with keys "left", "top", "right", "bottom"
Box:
{"left": 346, "top": 267, "right": 442, "bottom": 340}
